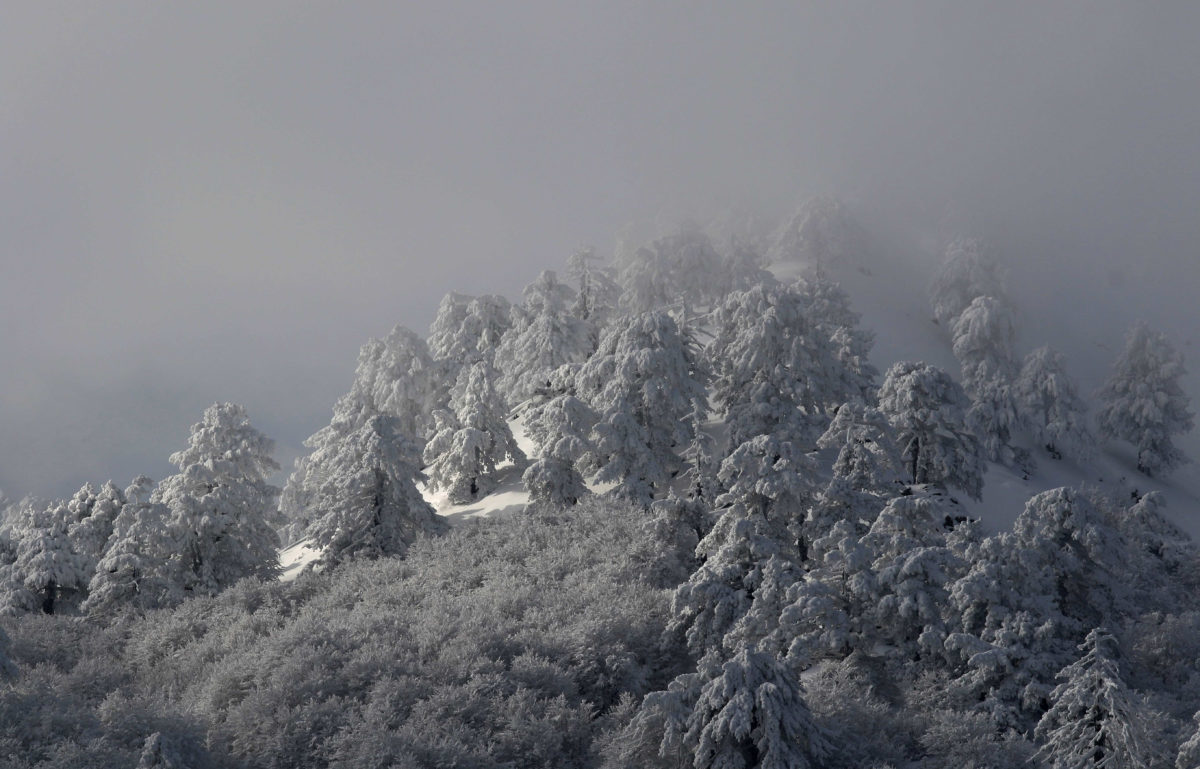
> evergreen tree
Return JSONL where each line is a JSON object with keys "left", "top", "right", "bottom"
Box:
{"left": 929, "top": 237, "right": 1007, "bottom": 329}
{"left": 83, "top": 476, "right": 181, "bottom": 615}
{"left": 6, "top": 501, "right": 83, "bottom": 614}
{"left": 423, "top": 361, "right": 525, "bottom": 503}
{"left": 495, "top": 270, "right": 590, "bottom": 405}
{"left": 1015, "top": 346, "right": 1094, "bottom": 462}
{"left": 567, "top": 246, "right": 620, "bottom": 349}
{"left": 1034, "top": 628, "right": 1149, "bottom": 769}
{"left": 877, "top": 361, "right": 986, "bottom": 499}
{"left": 154, "top": 403, "right": 281, "bottom": 597}
{"left": 576, "top": 311, "right": 708, "bottom": 504}
{"left": 521, "top": 372, "right": 596, "bottom": 507}
{"left": 951, "top": 295, "right": 1017, "bottom": 389}
{"left": 69, "top": 479, "right": 126, "bottom": 578}
{"left": 615, "top": 222, "right": 726, "bottom": 314}
{"left": 768, "top": 196, "right": 867, "bottom": 270}
{"left": 1097, "top": 321, "right": 1194, "bottom": 477}
{"left": 427, "top": 292, "right": 514, "bottom": 373}
{"left": 795, "top": 267, "right": 878, "bottom": 403}
{"left": 304, "top": 415, "right": 444, "bottom": 565}
{"left": 281, "top": 325, "right": 441, "bottom": 541}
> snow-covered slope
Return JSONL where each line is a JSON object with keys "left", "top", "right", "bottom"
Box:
{"left": 798, "top": 251, "right": 1200, "bottom": 537}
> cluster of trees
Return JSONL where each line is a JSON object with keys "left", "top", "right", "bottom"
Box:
{"left": 0, "top": 198, "right": 1196, "bottom": 768}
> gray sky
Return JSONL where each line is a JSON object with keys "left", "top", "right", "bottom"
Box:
{"left": 2, "top": 2, "right": 1199, "bottom": 500}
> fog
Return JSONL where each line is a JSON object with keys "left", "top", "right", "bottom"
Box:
{"left": 2, "top": 1, "right": 1198, "bottom": 499}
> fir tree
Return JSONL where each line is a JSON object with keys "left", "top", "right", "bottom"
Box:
{"left": 929, "top": 237, "right": 1007, "bottom": 329}
{"left": 495, "top": 270, "right": 590, "bottom": 405}
{"left": 1097, "top": 321, "right": 1194, "bottom": 477}
{"left": 1015, "top": 346, "right": 1094, "bottom": 462}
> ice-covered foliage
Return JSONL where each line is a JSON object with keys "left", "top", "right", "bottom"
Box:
{"left": 809, "top": 403, "right": 903, "bottom": 536}
{"left": 1097, "top": 321, "right": 1194, "bottom": 477}
{"left": 522, "top": 370, "right": 597, "bottom": 506}
{"left": 929, "top": 237, "right": 1007, "bottom": 328}
{"left": 1179, "top": 713, "right": 1200, "bottom": 769}
{"left": 878, "top": 361, "right": 985, "bottom": 499}
{"left": 1016, "top": 346, "right": 1094, "bottom": 461}
{"left": 280, "top": 325, "right": 441, "bottom": 540}
{"left": 68, "top": 480, "right": 126, "bottom": 578}
{"left": 153, "top": 403, "right": 281, "bottom": 598}
{"left": 427, "top": 291, "right": 514, "bottom": 371}
{"left": 768, "top": 196, "right": 868, "bottom": 270}
{"left": 967, "top": 378, "right": 1029, "bottom": 469}
{"left": 84, "top": 476, "right": 181, "bottom": 615}
{"left": 718, "top": 432, "right": 820, "bottom": 549}
{"left": 3, "top": 502, "right": 85, "bottom": 615}
{"left": 1034, "top": 628, "right": 1150, "bottom": 769}
{"left": 576, "top": 311, "right": 707, "bottom": 504}
{"left": 302, "top": 415, "right": 444, "bottom": 566}
{"left": 495, "top": 270, "right": 590, "bottom": 404}
{"left": 951, "top": 295, "right": 1017, "bottom": 388}
{"left": 708, "top": 283, "right": 838, "bottom": 448}
{"left": 423, "top": 360, "right": 525, "bottom": 503}
{"left": 796, "top": 267, "right": 878, "bottom": 402}
{"left": 567, "top": 246, "right": 621, "bottom": 347}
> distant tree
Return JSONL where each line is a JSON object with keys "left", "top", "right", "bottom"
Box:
{"left": 1034, "top": 628, "right": 1149, "bottom": 769}
{"left": 967, "top": 378, "right": 1028, "bottom": 470}
{"left": 495, "top": 270, "right": 591, "bottom": 405}
{"left": 768, "top": 196, "right": 868, "bottom": 270}
{"left": 1097, "top": 321, "right": 1194, "bottom": 477}
{"left": 616, "top": 222, "right": 727, "bottom": 314}
{"left": 567, "top": 246, "right": 621, "bottom": 349}
{"left": 929, "top": 238, "right": 1006, "bottom": 328}
{"left": 423, "top": 361, "right": 525, "bottom": 503}
{"left": 796, "top": 266, "right": 879, "bottom": 402}
{"left": 576, "top": 311, "right": 708, "bottom": 504}
{"left": 951, "top": 295, "right": 1017, "bottom": 389}
{"left": 154, "top": 403, "right": 281, "bottom": 597}
{"left": 877, "top": 361, "right": 985, "bottom": 499}
{"left": 1015, "top": 346, "right": 1094, "bottom": 461}
{"left": 304, "top": 415, "right": 444, "bottom": 565}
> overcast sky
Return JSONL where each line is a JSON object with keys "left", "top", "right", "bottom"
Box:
{"left": 2, "top": 2, "right": 1199, "bottom": 500}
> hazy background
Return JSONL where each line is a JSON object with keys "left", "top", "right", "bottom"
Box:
{"left": 2, "top": 1, "right": 1198, "bottom": 500}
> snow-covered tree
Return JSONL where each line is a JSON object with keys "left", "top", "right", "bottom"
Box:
{"left": 718, "top": 433, "right": 820, "bottom": 551}
{"left": 428, "top": 292, "right": 514, "bottom": 372}
{"left": 929, "top": 237, "right": 1006, "bottom": 328}
{"left": 810, "top": 403, "right": 902, "bottom": 537}
{"left": 1015, "top": 346, "right": 1094, "bottom": 461}
{"left": 154, "top": 403, "right": 281, "bottom": 597}
{"left": 495, "top": 270, "right": 590, "bottom": 404}
{"left": 567, "top": 246, "right": 620, "bottom": 346}
{"left": 576, "top": 311, "right": 708, "bottom": 504}
{"left": 304, "top": 415, "right": 444, "bottom": 565}
{"left": 967, "top": 378, "right": 1028, "bottom": 469}
{"left": 521, "top": 373, "right": 596, "bottom": 506}
{"left": 1034, "top": 628, "right": 1149, "bottom": 769}
{"left": 708, "top": 283, "right": 835, "bottom": 448}
{"left": 684, "top": 647, "right": 831, "bottom": 769}
{"left": 5, "top": 502, "right": 84, "bottom": 614}
{"left": 281, "top": 325, "right": 441, "bottom": 540}
{"left": 423, "top": 361, "right": 525, "bottom": 503}
{"left": 616, "top": 222, "right": 727, "bottom": 314}
{"left": 69, "top": 480, "right": 126, "bottom": 577}
{"left": 1097, "top": 321, "right": 1194, "bottom": 477}
{"left": 83, "top": 476, "right": 181, "bottom": 615}
{"left": 768, "top": 196, "right": 868, "bottom": 270}
{"left": 796, "top": 267, "right": 878, "bottom": 402}
{"left": 1178, "top": 712, "right": 1200, "bottom": 769}
{"left": 877, "top": 361, "right": 986, "bottom": 499}
{"left": 951, "top": 295, "right": 1017, "bottom": 389}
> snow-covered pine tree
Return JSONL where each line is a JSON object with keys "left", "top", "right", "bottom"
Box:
{"left": 5, "top": 501, "right": 84, "bottom": 614}
{"left": 808, "top": 402, "right": 902, "bottom": 538}
{"left": 567, "top": 247, "right": 620, "bottom": 349}
{"left": 967, "top": 378, "right": 1028, "bottom": 469}
{"left": 877, "top": 361, "right": 986, "bottom": 499}
{"left": 718, "top": 433, "right": 820, "bottom": 552}
{"left": 929, "top": 237, "right": 1007, "bottom": 329}
{"left": 1097, "top": 321, "right": 1194, "bottom": 477}
{"left": 495, "top": 270, "right": 590, "bottom": 405}
{"left": 280, "top": 325, "right": 442, "bottom": 541}
{"left": 69, "top": 479, "right": 126, "bottom": 579}
{"left": 428, "top": 292, "right": 514, "bottom": 374}
{"left": 576, "top": 310, "right": 708, "bottom": 504}
{"left": 521, "top": 369, "right": 596, "bottom": 507}
{"left": 796, "top": 266, "right": 878, "bottom": 403}
{"left": 154, "top": 403, "right": 281, "bottom": 597}
{"left": 616, "top": 222, "right": 726, "bottom": 315}
{"left": 951, "top": 295, "right": 1017, "bottom": 389}
{"left": 83, "top": 476, "right": 181, "bottom": 615}
{"left": 684, "top": 646, "right": 831, "bottom": 769}
{"left": 768, "top": 196, "right": 867, "bottom": 270}
{"left": 1034, "top": 627, "right": 1149, "bottom": 769}
{"left": 1015, "top": 346, "right": 1094, "bottom": 462}
{"left": 708, "top": 283, "right": 834, "bottom": 449}
{"left": 304, "top": 415, "right": 444, "bottom": 565}
{"left": 423, "top": 360, "right": 525, "bottom": 503}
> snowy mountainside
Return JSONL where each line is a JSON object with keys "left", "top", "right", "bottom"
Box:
{"left": 802, "top": 249, "right": 1200, "bottom": 537}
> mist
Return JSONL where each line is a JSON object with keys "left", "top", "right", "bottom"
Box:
{"left": 2, "top": 1, "right": 1198, "bottom": 500}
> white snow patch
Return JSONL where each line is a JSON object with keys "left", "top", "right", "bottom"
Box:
{"left": 279, "top": 538, "right": 322, "bottom": 582}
